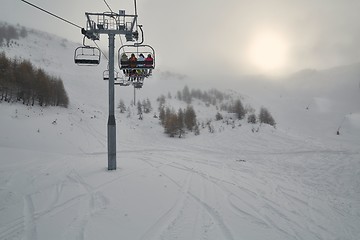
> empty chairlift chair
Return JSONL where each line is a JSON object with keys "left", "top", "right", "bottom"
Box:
{"left": 74, "top": 46, "right": 101, "bottom": 66}
{"left": 104, "top": 70, "right": 130, "bottom": 86}
{"left": 103, "top": 69, "right": 119, "bottom": 81}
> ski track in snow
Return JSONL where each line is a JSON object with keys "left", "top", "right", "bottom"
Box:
{"left": 0, "top": 142, "right": 359, "bottom": 240}
{"left": 138, "top": 156, "right": 235, "bottom": 240}
{"left": 132, "top": 145, "right": 360, "bottom": 240}
{"left": 61, "top": 170, "right": 109, "bottom": 240}
{"left": 23, "top": 195, "right": 37, "bottom": 240}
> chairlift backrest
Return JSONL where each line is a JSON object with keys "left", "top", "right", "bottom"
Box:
{"left": 74, "top": 46, "right": 101, "bottom": 66}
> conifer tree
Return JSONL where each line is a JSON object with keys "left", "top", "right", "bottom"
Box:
{"left": 177, "top": 108, "right": 185, "bottom": 138}
{"left": 184, "top": 105, "right": 197, "bottom": 131}
{"left": 233, "top": 99, "right": 245, "bottom": 120}
{"left": 137, "top": 101, "right": 143, "bottom": 120}
{"left": 164, "top": 108, "right": 178, "bottom": 137}
{"left": 157, "top": 94, "right": 166, "bottom": 111}
{"left": 118, "top": 99, "right": 126, "bottom": 113}
{"left": 0, "top": 52, "right": 69, "bottom": 107}
{"left": 182, "top": 85, "right": 192, "bottom": 104}
{"left": 159, "top": 106, "right": 166, "bottom": 126}
{"left": 142, "top": 98, "right": 152, "bottom": 113}
{"left": 259, "top": 107, "right": 276, "bottom": 127}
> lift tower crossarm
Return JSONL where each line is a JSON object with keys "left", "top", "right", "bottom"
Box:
{"left": 84, "top": 12, "right": 138, "bottom": 42}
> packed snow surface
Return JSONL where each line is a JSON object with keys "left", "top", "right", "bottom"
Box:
{"left": 1, "top": 28, "right": 360, "bottom": 240}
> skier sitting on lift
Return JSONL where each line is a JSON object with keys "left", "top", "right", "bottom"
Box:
{"left": 120, "top": 53, "right": 129, "bottom": 75}
{"left": 129, "top": 53, "right": 137, "bottom": 81}
{"left": 145, "top": 54, "right": 153, "bottom": 76}
{"left": 137, "top": 53, "right": 145, "bottom": 79}
{"left": 129, "top": 53, "right": 137, "bottom": 68}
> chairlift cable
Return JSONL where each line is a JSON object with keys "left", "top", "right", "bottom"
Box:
{"left": 102, "top": 0, "right": 114, "bottom": 13}
{"left": 134, "top": 0, "right": 140, "bottom": 49}
{"left": 19, "top": 0, "right": 82, "bottom": 29}
{"left": 134, "top": 0, "right": 138, "bottom": 27}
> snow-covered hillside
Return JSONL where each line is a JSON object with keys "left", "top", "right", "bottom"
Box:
{"left": 1, "top": 26, "right": 360, "bottom": 240}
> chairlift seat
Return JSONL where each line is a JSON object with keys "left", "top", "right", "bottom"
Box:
{"left": 75, "top": 59, "right": 100, "bottom": 65}
{"left": 120, "top": 60, "right": 154, "bottom": 69}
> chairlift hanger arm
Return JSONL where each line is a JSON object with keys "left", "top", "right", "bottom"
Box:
{"left": 135, "top": 25, "right": 144, "bottom": 45}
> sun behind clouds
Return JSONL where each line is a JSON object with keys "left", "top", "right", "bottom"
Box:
{"left": 246, "top": 30, "right": 289, "bottom": 73}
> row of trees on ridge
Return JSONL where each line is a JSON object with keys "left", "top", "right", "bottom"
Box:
{"left": 159, "top": 105, "right": 199, "bottom": 138}
{"left": 117, "top": 86, "right": 276, "bottom": 138}
{"left": 0, "top": 52, "right": 69, "bottom": 107}
{"left": 0, "top": 23, "right": 27, "bottom": 47}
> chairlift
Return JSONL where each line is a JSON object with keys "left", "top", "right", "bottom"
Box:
{"left": 74, "top": 46, "right": 101, "bottom": 66}
{"left": 115, "top": 79, "right": 131, "bottom": 87}
{"left": 118, "top": 44, "right": 155, "bottom": 79}
{"left": 133, "top": 81, "right": 143, "bottom": 89}
{"left": 103, "top": 69, "right": 119, "bottom": 80}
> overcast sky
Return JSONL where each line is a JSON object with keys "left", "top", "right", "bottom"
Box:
{"left": 1, "top": 0, "right": 360, "bottom": 76}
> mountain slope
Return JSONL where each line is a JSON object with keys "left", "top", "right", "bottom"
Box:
{"left": 0, "top": 25, "right": 359, "bottom": 240}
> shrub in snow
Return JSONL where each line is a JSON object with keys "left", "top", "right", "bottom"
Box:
{"left": 247, "top": 113, "right": 257, "bottom": 124}
{"left": 194, "top": 123, "right": 200, "bottom": 135}
{"left": 215, "top": 112, "right": 223, "bottom": 121}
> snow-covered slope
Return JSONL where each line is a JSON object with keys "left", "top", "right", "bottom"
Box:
{"left": 0, "top": 26, "right": 359, "bottom": 240}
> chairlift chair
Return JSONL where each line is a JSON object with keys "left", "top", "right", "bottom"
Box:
{"left": 115, "top": 79, "right": 131, "bottom": 86}
{"left": 118, "top": 44, "right": 155, "bottom": 79}
{"left": 133, "top": 81, "right": 143, "bottom": 89}
{"left": 74, "top": 46, "right": 101, "bottom": 66}
{"left": 103, "top": 69, "right": 119, "bottom": 80}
